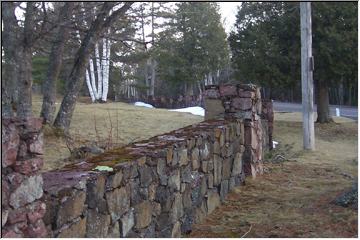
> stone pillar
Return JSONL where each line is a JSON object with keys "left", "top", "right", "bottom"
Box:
{"left": 2, "top": 117, "right": 47, "bottom": 237}
{"left": 203, "top": 84, "right": 273, "bottom": 178}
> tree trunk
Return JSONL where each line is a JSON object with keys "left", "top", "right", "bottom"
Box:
{"left": 149, "top": 58, "right": 156, "bottom": 96}
{"left": 41, "top": 3, "right": 74, "bottom": 124}
{"left": 17, "top": 2, "right": 36, "bottom": 118}
{"left": 1, "top": 2, "right": 20, "bottom": 117}
{"left": 316, "top": 81, "right": 333, "bottom": 123}
{"left": 53, "top": 2, "right": 132, "bottom": 131}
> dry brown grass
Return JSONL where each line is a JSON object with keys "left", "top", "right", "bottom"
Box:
{"left": 32, "top": 95, "right": 203, "bottom": 171}
{"left": 190, "top": 113, "right": 358, "bottom": 238}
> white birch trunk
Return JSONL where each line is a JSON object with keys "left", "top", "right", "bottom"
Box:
{"left": 89, "top": 58, "right": 97, "bottom": 97}
{"left": 101, "top": 38, "right": 111, "bottom": 102}
{"left": 86, "top": 69, "right": 96, "bottom": 102}
{"left": 95, "top": 44, "right": 102, "bottom": 100}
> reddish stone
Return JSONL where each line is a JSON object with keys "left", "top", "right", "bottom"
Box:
{"left": 219, "top": 85, "right": 237, "bottom": 97}
{"left": 2, "top": 147, "right": 17, "bottom": 168}
{"left": 238, "top": 90, "right": 255, "bottom": 98}
{"left": 27, "top": 201, "right": 46, "bottom": 223}
{"left": 2, "top": 179, "right": 10, "bottom": 207}
{"left": 7, "top": 208, "right": 27, "bottom": 224}
{"left": 204, "top": 89, "right": 220, "bottom": 99}
{"left": 14, "top": 158, "right": 44, "bottom": 175}
{"left": 232, "top": 97, "right": 253, "bottom": 110}
{"left": 17, "top": 142, "right": 28, "bottom": 158}
{"left": 1, "top": 229, "right": 23, "bottom": 238}
{"left": 21, "top": 117, "right": 43, "bottom": 132}
{"left": 24, "top": 219, "right": 47, "bottom": 238}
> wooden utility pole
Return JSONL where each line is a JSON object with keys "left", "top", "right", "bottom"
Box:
{"left": 300, "top": 2, "right": 315, "bottom": 150}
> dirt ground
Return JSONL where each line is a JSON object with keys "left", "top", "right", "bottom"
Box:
{"left": 189, "top": 114, "right": 358, "bottom": 238}
{"left": 32, "top": 95, "right": 203, "bottom": 171}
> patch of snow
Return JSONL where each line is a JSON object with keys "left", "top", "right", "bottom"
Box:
{"left": 134, "top": 102, "right": 154, "bottom": 108}
{"left": 169, "top": 106, "right": 205, "bottom": 117}
{"left": 272, "top": 141, "right": 279, "bottom": 149}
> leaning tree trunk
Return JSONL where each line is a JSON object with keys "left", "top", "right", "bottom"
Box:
{"left": 2, "top": 2, "right": 20, "bottom": 117}
{"left": 53, "top": 2, "right": 133, "bottom": 132}
{"left": 17, "top": 2, "right": 36, "bottom": 118}
{"left": 316, "top": 80, "right": 333, "bottom": 123}
{"left": 41, "top": 3, "right": 74, "bottom": 124}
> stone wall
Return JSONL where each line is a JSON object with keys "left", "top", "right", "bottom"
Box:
{"left": 1, "top": 118, "right": 47, "bottom": 237}
{"left": 41, "top": 119, "right": 247, "bottom": 237}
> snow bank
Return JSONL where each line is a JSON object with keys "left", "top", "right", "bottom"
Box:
{"left": 169, "top": 106, "right": 205, "bottom": 117}
{"left": 134, "top": 102, "right": 154, "bottom": 108}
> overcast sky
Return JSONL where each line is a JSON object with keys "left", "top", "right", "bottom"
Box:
{"left": 218, "top": 2, "right": 242, "bottom": 34}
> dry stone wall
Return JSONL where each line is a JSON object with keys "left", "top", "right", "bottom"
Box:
{"left": 1, "top": 84, "right": 273, "bottom": 238}
{"left": 41, "top": 119, "right": 247, "bottom": 237}
{"left": 2, "top": 118, "right": 47, "bottom": 238}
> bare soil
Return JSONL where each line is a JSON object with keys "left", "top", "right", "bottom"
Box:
{"left": 189, "top": 116, "right": 358, "bottom": 238}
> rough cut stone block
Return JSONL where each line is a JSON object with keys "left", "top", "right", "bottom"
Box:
{"left": 204, "top": 99, "right": 225, "bottom": 120}
{"left": 219, "top": 85, "right": 237, "bottom": 96}
{"left": 229, "top": 177, "right": 236, "bottom": 190}
{"left": 134, "top": 201, "right": 152, "bottom": 229}
{"left": 168, "top": 170, "right": 180, "bottom": 191}
{"left": 2, "top": 209, "right": 9, "bottom": 227}
{"left": 7, "top": 208, "right": 27, "bottom": 224}
{"left": 194, "top": 201, "right": 207, "bottom": 224}
{"left": 14, "top": 157, "right": 44, "bottom": 175}
{"left": 220, "top": 180, "right": 229, "bottom": 201}
{"left": 107, "top": 222, "right": 120, "bottom": 238}
{"left": 86, "top": 210, "right": 111, "bottom": 237}
{"left": 24, "top": 219, "right": 47, "bottom": 238}
{"left": 106, "top": 170, "right": 123, "bottom": 190}
{"left": 120, "top": 209, "right": 134, "bottom": 237}
{"left": 181, "top": 165, "right": 191, "bottom": 183}
{"left": 2, "top": 147, "right": 18, "bottom": 168}
{"left": 238, "top": 90, "right": 255, "bottom": 98}
{"left": 157, "top": 158, "right": 168, "bottom": 185}
{"left": 207, "top": 174, "right": 214, "bottom": 189}
{"left": 57, "top": 217, "right": 86, "bottom": 238}
{"left": 86, "top": 175, "right": 106, "bottom": 210}
{"left": 56, "top": 190, "right": 86, "bottom": 227}
{"left": 200, "top": 143, "right": 210, "bottom": 160}
{"left": 232, "top": 97, "right": 253, "bottom": 110}
{"left": 171, "top": 221, "right": 181, "bottom": 238}
{"left": 191, "top": 148, "right": 200, "bottom": 170}
{"left": 204, "top": 88, "right": 220, "bottom": 99}
{"left": 10, "top": 175, "right": 43, "bottom": 209}
{"left": 106, "top": 187, "right": 130, "bottom": 222}
{"left": 170, "top": 193, "right": 183, "bottom": 223}
{"left": 28, "top": 134, "right": 44, "bottom": 155}
{"left": 178, "top": 149, "right": 188, "bottom": 166}
{"left": 232, "top": 152, "right": 243, "bottom": 177}
{"left": 207, "top": 190, "right": 220, "bottom": 214}
{"left": 27, "top": 201, "right": 46, "bottom": 224}
{"left": 222, "top": 157, "right": 232, "bottom": 180}
{"left": 201, "top": 161, "right": 208, "bottom": 173}
{"left": 139, "top": 165, "right": 153, "bottom": 187}
{"left": 213, "top": 155, "right": 222, "bottom": 186}
{"left": 166, "top": 148, "right": 173, "bottom": 165}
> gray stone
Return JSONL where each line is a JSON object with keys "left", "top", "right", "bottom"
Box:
{"left": 200, "top": 143, "right": 210, "bottom": 160}
{"left": 207, "top": 190, "right": 220, "bottom": 214}
{"left": 57, "top": 217, "right": 87, "bottom": 238}
{"left": 139, "top": 165, "right": 153, "bottom": 187}
{"left": 201, "top": 161, "right": 208, "bottom": 173}
{"left": 171, "top": 149, "right": 179, "bottom": 166}
{"left": 2, "top": 209, "right": 9, "bottom": 227}
{"left": 220, "top": 180, "right": 229, "bottom": 201}
{"left": 204, "top": 99, "right": 224, "bottom": 120}
{"left": 166, "top": 147, "right": 173, "bottom": 165}
{"left": 194, "top": 201, "right": 207, "bottom": 224}
{"left": 178, "top": 149, "right": 188, "bottom": 166}
{"left": 86, "top": 210, "right": 111, "bottom": 237}
{"left": 155, "top": 213, "right": 172, "bottom": 237}
{"left": 9, "top": 175, "right": 43, "bottom": 209}
{"left": 106, "top": 171, "right": 123, "bottom": 190}
{"left": 213, "top": 155, "right": 222, "bottom": 186}
{"left": 207, "top": 174, "right": 214, "bottom": 189}
{"left": 157, "top": 158, "right": 168, "bottom": 185}
{"left": 171, "top": 221, "right": 181, "bottom": 237}
{"left": 182, "top": 186, "right": 192, "bottom": 210}
{"left": 229, "top": 177, "right": 236, "bottom": 190}
{"left": 120, "top": 209, "right": 134, "bottom": 237}
{"left": 152, "top": 202, "right": 161, "bottom": 216}
{"left": 170, "top": 193, "right": 183, "bottom": 223}
{"left": 57, "top": 191, "right": 86, "bottom": 227}
{"left": 181, "top": 213, "right": 194, "bottom": 234}
{"left": 107, "top": 222, "right": 120, "bottom": 238}
{"left": 148, "top": 183, "right": 156, "bottom": 200}
{"left": 106, "top": 187, "right": 130, "bottom": 222}
{"left": 129, "top": 178, "right": 142, "bottom": 205}
{"left": 134, "top": 201, "right": 152, "bottom": 229}
{"left": 191, "top": 148, "right": 200, "bottom": 170}
{"left": 213, "top": 141, "right": 220, "bottom": 155}
{"left": 86, "top": 175, "right": 106, "bottom": 211}
{"left": 201, "top": 176, "right": 207, "bottom": 196}
{"left": 180, "top": 165, "right": 192, "bottom": 183}
{"left": 191, "top": 185, "right": 202, "bottom": 207}
{"left": 180, "top": 183, "right": 186, "bottom": 193}
{"left": 232, "top": 152, "right": 243, "bottom": 176}
{"left": 222, "top": 157, "right": 232, "bottom": 180}
{"left": 168, "top": 169, "right": 180, "bottom": 191}
{"left": 208, "top": 160, "right": 214, "bottom": 171}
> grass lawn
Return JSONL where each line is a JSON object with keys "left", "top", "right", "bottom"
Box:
{"left": 32, "top": 95, "right": 203, "bottom": 171}
{"left": 189, "top": 112, "right": 358, "bottom": 237}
